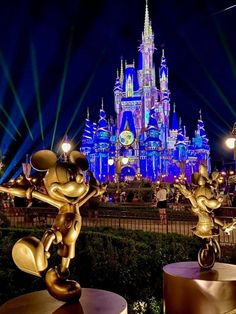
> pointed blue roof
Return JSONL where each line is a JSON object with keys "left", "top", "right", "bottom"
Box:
{"left": 195, "top": 111, "right": 209, "bottom": 146}
{"left": 113, "top": 75, "right": 122, "bottom": 92}
{"left": 198, "top": 119, "right": 207, "bottom": 140}
{"left": 82, "top": 118, "right": 93, "bottom": 142}
{"left": 176, "top": 126, "right": 186, "bottom": 145}
{"left": 147, "top": 107, "right": 158, "bottom": 129}
{"left": 119, "top": 111, "right": 136, "bottom": 137}
{"left": 95, "top": 108, "right": 110, "bottom": 144}
{"left": 171, "top": 105, "right": 178, "bottom": 130}
{"left": 92, "top": 122, "right": 97, "bottom": 134}
{"left": 159, "top": 49, "right": 168, "bottom": 80}
{"left": 122, "top": 65, "right": 139, "bottom": 91}
{"left": 145, "top": 107, "right": 161, "bottom": 146}
{"left": 97, "top": 108, "right": 109, "bottom": 131}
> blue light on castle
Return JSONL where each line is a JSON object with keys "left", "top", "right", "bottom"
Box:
{"left": 80, "top": 3, "right": 210, "bottom": 183}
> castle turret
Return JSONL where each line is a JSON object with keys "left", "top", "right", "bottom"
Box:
{"left": 94, "top": 100, "right": 110, "bottom": 182}
{"left": 138, "top": 1, "right": 156, "bottom": 128}
{"left": 122, "top": 64, "right": 139, "bottom": 97}
{"left": 139, "top": 0, "right": 155, "bottom": 87}
{"left": 192, "top": 110, "right": 210, "bottom": 170}
{"left": 159, "top": 49, "right": 169, "bottom": 92}
{"left": 114, "top": 68, "right": 122, "bottom": 132}
{"left": 175, "top": 119, "right": 188, "bottom": 161}
{"left": 145, "top": 106, "right": 162, "bottom": 180}
{"left": 80, "top": 108, "right": 94, "bottom": 156}
{"left": 168, "top": 103, "right": 179, "bottom": 149}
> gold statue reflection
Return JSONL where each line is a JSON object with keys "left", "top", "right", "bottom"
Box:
{"left": 175, "top": 164, "right": 236, "bottom": 270}
{"left": 0, "top": 150, "right": 106, "bottom": 302}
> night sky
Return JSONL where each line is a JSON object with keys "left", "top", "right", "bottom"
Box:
{"left": 0, "top": 0, "right": 235, "bottom": 179}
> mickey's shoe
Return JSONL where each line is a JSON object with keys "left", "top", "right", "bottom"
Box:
{"left": 45, "top": 267, "right": 81, "bottom": 303}
{"left": 12, "top": 236, "right": 48, "bottom": 277}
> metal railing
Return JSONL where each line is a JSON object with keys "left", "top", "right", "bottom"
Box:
{"left": 0, "top": 206, "right": 236, "bottom": 246}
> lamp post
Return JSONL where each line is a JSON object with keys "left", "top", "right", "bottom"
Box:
{"left": 115, "top": 138, "right": 121, "bottom": 191}
{"left": 225, "top": 122, "right": 236, "bottom": 171}
{"left": 108, "top": 157, "right": 114, "bottom": 182}
{"left": 22, "top": 154, "right": 31, "bottom": 179}
{"left": 61, "top": 137, "right": 72, "bottom": 161}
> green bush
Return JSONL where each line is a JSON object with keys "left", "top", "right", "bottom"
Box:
{"left": 0, "top": 213, "right": 10, "bottom": 228}
{"left": 0, "top": 227, "right": 201, "bottom": 312}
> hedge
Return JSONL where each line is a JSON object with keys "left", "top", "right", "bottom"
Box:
{"left": 0, "top": 227, "right": 227, "bottom": 313}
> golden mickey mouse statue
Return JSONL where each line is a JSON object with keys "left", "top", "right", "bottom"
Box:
{"left": 0, "top": 150, "right": 106, "bottom": 302}
{"left": 175, "top": 164, "right": 236, "bottom": 270}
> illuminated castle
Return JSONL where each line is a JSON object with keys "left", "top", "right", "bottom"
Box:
{"left": 80, "top": 3, "right": 210, "bottom": 183}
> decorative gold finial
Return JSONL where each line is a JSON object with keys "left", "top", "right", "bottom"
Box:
{"left": 144, "top": 0, "right": 150, "bottom": 36}
{"left": 199, "top": 109, "right": 202, "bottom": 120}
{"left": 179, "top": 117, "right": 182, "bottom": 126}
{"left": 87, "top": 107, "right": 89, "bottom": 119}
{"left": 120, "top": 57, "right": 124, "bottom": 84}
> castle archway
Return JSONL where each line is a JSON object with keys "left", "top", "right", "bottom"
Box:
{"left": 120, "top": 166, "right": 136, "bottom": 181}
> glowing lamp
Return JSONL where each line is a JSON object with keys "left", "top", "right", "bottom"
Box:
{"left": 225, "top": 137, "right": 236, "bottom": 150}
{"left": 108, "top": 158, "right": 114, "bottom": 166}
{"left": 122, "top": 157, "right": 129, "bottom": 165}
{"left": 62, "top": 142, "right": 71, "bottom": 154}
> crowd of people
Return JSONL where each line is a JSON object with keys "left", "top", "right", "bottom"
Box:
{"left": 1, "top": 177, "right": 236, "bottom": 223}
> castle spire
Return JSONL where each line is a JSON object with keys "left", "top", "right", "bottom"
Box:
{"left": 159, "top": 49, "right": 169, "bottom": 91}
{"left": 171, "top": 103, "right": 178, "bottom": 130}
{"left": 199, "top": 109, "right": 202, "bottom": 120}
{"left": 179, "top": 117, "right": 182, "bottom": 127}
{"left": 120, "top": 57, "right": 124, "bottom": 84}
{"left": 87, "top": 107, "right": 89, "bottom": 119}
{"left": 101, "top": 98, "right": 104, "bottom": 110}
{"left": 197, "top": 111, "right": 207, "bottom": 141}
{"left": 144, "top": 0, "right": 152, "bottom": 39}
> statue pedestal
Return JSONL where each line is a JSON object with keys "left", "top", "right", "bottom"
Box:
{"left": 0, "top": 288, "right": 127, "bottom": 314}
{"left": 163, "top": 262, "right": 236, "bottom": 314}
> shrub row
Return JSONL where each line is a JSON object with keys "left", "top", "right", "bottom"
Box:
{"left": 0, "top": 227, "right": 234, "bottom": 313}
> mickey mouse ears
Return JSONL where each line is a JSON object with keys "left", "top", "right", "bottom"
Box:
{"left": 30, "top": 149, "right": 89, "bottom": 171}
{"left": 69, "top": 151, "right": 89, "bottom": 171}
{"left": 31, "top": 150, "right": 57, "bottom": 171}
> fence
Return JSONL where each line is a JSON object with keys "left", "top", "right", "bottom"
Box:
{"left": 0, "top": 206, "right": 236, "bottom": 246}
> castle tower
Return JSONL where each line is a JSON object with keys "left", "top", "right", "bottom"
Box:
{"left": 145, "top": 106, "right": 162, "bottom": 181}
{"left": 81, "top": 2, "right": 211, "bottom": 183}
{"left": 138, "top": 0, "right": 157, "bottom": 128}
{"left": 158, "top": 49, "right": 171, "bottom": 147}
{"left": 192, "top": 110, "right": 210, "bottom": 171}
{"left": 93, "top": 100, "right": 110, "bottom": 182}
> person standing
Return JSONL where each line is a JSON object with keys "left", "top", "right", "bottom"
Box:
{"left": 156, "top": 184, "right": 167, "bottom": 224}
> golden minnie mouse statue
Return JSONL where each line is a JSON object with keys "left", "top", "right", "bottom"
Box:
{"left": 0, "top": 150, "right": 106, "bottom": 302}
{"left": 175, "top": 164, "right": 236, "bottom": 270}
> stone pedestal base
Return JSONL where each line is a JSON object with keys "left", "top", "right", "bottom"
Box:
{"left": 0, "top": 288, "right": 127, "bottom": 314}
{"left": 163, "top": 262, "right": 236, "bottom": 314}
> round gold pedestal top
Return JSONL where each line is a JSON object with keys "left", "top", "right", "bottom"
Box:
{"left": 0, "top": 288, "right": 127, "bottom": 314}
{"left": 164, "top": 261, "right": 236, "bottom": 281}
